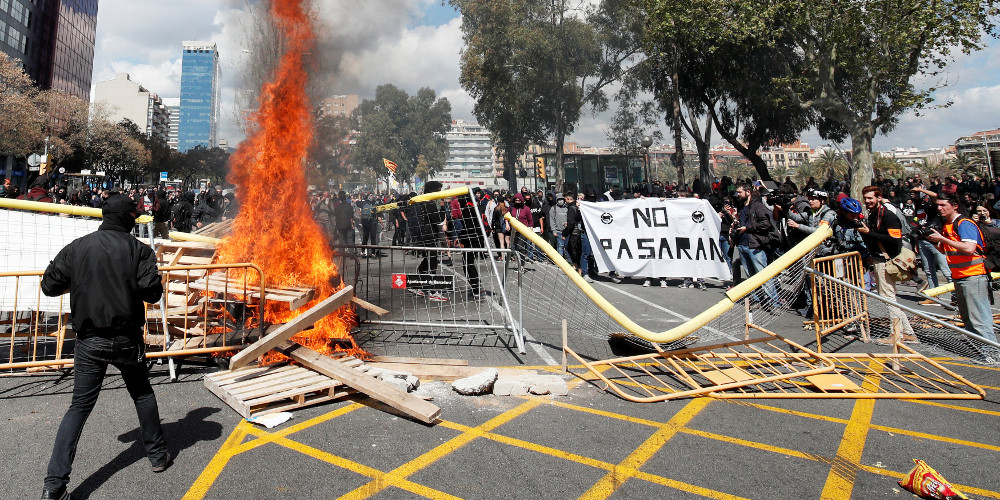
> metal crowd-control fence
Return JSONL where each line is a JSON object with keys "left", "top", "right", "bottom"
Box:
{"left": 809, "top": 252, "right": 871, "bottom": 350}
{"left": 334, "top": 187, "right": 525, "bottom": 353}
{"left": 0, "top": 263, "right": 266, "bottom": 374}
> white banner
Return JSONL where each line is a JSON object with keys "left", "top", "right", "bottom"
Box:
{"left": 580, "top": 198, "right": 731, "bottom": 279}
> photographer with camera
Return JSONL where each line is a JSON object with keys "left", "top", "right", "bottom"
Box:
{"left": 787, "top": 189, "right": 837, "bottom": 317}
{"left": 856, "top": 186, "right": 917, "bottom": 345}
{"left": 734, "top": 183, "right": 782, "bottom": 308}
{"left": 910, "top": 186, "right": 952, "bottom": 296}
{"left": 924, "top": 193, "right": 999, "bottom": 361}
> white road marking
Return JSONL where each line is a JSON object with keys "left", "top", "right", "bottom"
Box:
{"left": 591, "top": 281, "right": 739, "bottom": 341}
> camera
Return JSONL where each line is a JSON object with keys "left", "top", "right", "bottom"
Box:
{"left": 913, "top": 227, "right": 935, "bottom": 239}
{"left": 764, "top": 190, "right": 795, "bottom": 209}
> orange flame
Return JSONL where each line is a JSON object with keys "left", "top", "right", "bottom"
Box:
{"left": 217, "top": 0, "right": 360, "bottom": 361}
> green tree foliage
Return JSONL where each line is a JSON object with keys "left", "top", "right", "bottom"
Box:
{"left": 452, "top": 0, "right": 638, "bottom": 190}
{"left": 351, "top": 84, "right": 450, "bottom": 188}
{"left": 309, "top": 113, "right": 353, "bottom": 188}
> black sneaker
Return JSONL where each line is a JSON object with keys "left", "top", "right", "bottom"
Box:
{"left": 151, "top": 452, "right": 173, "bottom": 473}
{"left": 40, "top": 487, "right": 71, "bottom": 500}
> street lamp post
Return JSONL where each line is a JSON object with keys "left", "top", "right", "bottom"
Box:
{"left": 641, "top": 136, "right": 653, "bottom": 188}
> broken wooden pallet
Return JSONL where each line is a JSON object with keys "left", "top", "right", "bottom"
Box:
{"left": 187, "top": 273, "right": 315, "bottom": 310}
{"left": 204, "top": 357, "right": 363, "bottom": 418}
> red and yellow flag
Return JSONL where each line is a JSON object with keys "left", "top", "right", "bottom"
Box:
{"left": 383, "top": 158, "right": 398, "bottom": 175}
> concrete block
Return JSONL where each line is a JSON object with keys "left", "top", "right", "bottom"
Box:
{"left": 492, "top": 376, "right": 529, "bottom": 396}
{"left": 526, "top": 375, "right": 569, "bottom": 396}
{"left": 379, "top": 370, "right": 419, "bottom": 392}
{"left": 452, "top": 368, "right": 499, "bottom": 395}
{"left": 384, "top": 377, "right": 411, "bottom": 392}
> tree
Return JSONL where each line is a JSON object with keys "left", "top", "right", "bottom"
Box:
{"left": 309, "top": 113, "right": 353, "bottom": 188}
{"left": 716, "top": 155, "right": 753, "bottom": 180}
{"left": 351, "top": 84, "right": 450, "bottom": 188}
{"left": 873, "top": 153, "right": 905, "bottom": 180}
{"left": 0, "top": 55, "right": 43, "bottom": 159}
{"left": 452, "top": 0, "right": 642, "bottom": 191}
{"left": 606, "top": 94, "right": 661, "bottom": 170}
{"left": 917, "top": 158, "right": 955, "bottom": 180}
{"left": 34, "top": 90, "right": 90, "bottom": 169}
{"left": 794, "top": 160, "right": 820, "bottom": 187}
{"left": 762, "top": 0, "right": 997, "bottom": 198}
{"left": 812, "top": 149, "right": 850, "bottom": 181}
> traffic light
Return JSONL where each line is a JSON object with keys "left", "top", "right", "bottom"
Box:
{"left": 535, "top": 157, "right": 546, "bottom": 179}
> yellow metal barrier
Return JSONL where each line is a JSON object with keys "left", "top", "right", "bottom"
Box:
{"left": 809, "top": 252, "right": 871, "bottom": 350}
{"left": 0, "top": 263, "right": 267, "bottom": 373}
{"left": 505, "top": 213, "right": 831, "bottom": 344}
{"left": 374, "top": 187, "right": 472, "bottom": 212}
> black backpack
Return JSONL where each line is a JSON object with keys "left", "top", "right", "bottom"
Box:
{"left": 171, "top": 201, "right": 193, "bottom": 232}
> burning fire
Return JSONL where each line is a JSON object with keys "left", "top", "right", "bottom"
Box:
{"left": 217, "top": 0, "right": 360, "bottom": 361}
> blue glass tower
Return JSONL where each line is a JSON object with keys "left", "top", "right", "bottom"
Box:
{"left": 178, "top": 41, "right": 219, "bottom": 152}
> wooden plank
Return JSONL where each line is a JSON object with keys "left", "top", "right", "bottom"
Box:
{"left": 370, "top": 355, "right": 468, "bottom": 366}
{"left": 351, "top": 296, "right": 389, "bottom": 316}
{"left": 365, "top": 362, "right": 535, "bottom": 381}
{"left": 276, "top": 341, "right": 441, "bottom": 424}
{"left": 229, "top": 286, "right": 354, "bottom": 370}
{"left": 205, "top": 372, "right": 251, "bottom": 417}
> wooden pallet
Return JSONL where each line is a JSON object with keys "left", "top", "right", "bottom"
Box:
{"left": 204, "top": 357, "right": 364, "bottom": 418}
{"left": 188, "top": 273, "right": 315, "bottom": 310}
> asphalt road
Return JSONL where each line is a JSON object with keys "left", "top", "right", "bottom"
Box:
{"left": 2, "top": 273, "right": 999, "bottom": 500}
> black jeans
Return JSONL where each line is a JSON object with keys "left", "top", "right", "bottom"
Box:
{"left": 45, "top": 335, "right": 168, "bottom": 491}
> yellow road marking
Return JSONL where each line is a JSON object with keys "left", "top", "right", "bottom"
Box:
{"left": 546, "top": 399, "right": 663, "bottom": 427}
{"left": 680, "top": 428, "right": 831, "bottom": 463}
{"left": 819, "top": 361, "right": 882, "bottom": 500}
{"left": 339, "top": 398, "right": 543, "bottom": 499}
{"left": 182, "top": 403, "right": 363, "bottom": 499}
{"left": 906, "top": 398, "right": 1000, "bottom": 417}
{"left": 580, "top": 397, "right": 712, "bottom": 500}
{"left": 268, "top": 434, "right": 462, "bottom": 499}
{"left": 630, "top": 470, "right": 753, "bottom": 500}
{"left": 733, "top": 401, "right": 851, "bottom": 425}
{"left": 182, "top": 420, "right": 253, "bottom": 500}
{"left": 937, "top": 360, "right": 1000, "bottom": 371}
{"left": 867, "top": 423, "right": 1000, "bottom": 452}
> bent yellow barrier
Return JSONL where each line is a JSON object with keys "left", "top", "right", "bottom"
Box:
{"left": 504, "top": 213, "right": 831, "bottom": 344}
{"left": 374, "top": 187, "right": 472, "bottom": 212}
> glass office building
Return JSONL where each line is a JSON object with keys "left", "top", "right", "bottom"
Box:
{"left": 178, "top": 41, "right": 220, "bottom": 152}
{"left": 0, "top": 0, "right": 98, "bottom": 101}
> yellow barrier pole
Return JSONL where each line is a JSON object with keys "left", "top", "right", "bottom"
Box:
{"left": 504, "top": 214, "right": 831, "bottom": 344}
{"left": 724, "top": 224, "right": 833, "bottom": 302}
{"left": 374, "top": 187, "right": 472, "bottom": 212}
{"left": 924, "top": 272, "right": 1000, "bottom": 297}
{"left": 0, "top": 197, "right": 102, "bottom": 217}
{"left": 1, "top": 197, "right": 154, "bottom": 226}
{"left": 169, "top": 231, "right": 222, "bottom": 244}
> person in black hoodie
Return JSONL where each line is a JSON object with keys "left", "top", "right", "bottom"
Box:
{"left": 171, "top": 191, "right": 195, "bottom": 233}
{"left": 39, "top": 195, "right": 171, "bottom": 500}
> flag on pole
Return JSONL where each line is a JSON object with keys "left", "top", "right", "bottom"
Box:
{"left": 383, "top": 158, "right": 398, "bottom": 175}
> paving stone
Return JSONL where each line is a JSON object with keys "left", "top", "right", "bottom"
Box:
{"left": 492, "top": 376, "right": 528, "bottom": 396}
{"left": 526, "top": 375, "right": 568, "bottom": 396}
{"left": 452, "top": 368, "right": 499, "bottom": 395}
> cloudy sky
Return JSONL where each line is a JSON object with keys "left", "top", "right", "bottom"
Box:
{"left": 91, "top": 0, "right": 1000, "bottom": 153}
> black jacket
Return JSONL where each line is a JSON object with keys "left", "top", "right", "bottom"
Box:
{"left": 41, "top": 213, "right": 163, "bottom": 338}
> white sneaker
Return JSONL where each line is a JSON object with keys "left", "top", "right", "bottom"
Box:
{"left": 643, "top": 279, "right": 651, "bottom": 287}
{"left": 428, "top": 292, "right": 449, "bottom": 302}
{"left": 660, "top": 280, "right": 667, "bottom": 288}
{"left": 611, "top": 276, "right": 622, "bottom": 284}
{"left": 585, "top": 276, "right": 594, "bottom": 283}
{"left": 698, "top": 282, "right": 707, "bottom": 290}
{"left": 678, "top": 283, "right": 691, "bottom": 288}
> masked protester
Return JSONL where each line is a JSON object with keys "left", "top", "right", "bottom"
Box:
{"left": 40, "top": 195, "right": 171, "bottom": 499}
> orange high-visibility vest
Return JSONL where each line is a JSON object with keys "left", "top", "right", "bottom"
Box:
{"left": 943, "top": 218, "right": 986, "bottom": 279}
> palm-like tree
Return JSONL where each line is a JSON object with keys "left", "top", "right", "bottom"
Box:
{"left": 715, "top": 155, "right": 752, "bottom": 180}
{"left": 812, "top": 149, "right": 849, "bottom": 180}
{"left": 917, "top": 158, "right": 955, "bottom": 179}
{"left": 769, "top": 162, "right": 791, "bottom": 181}
{"left": 794, "top": 160, "right": 820, "bottom": 187}
{"left": 873, "top": 153, "right": 904, "bottom": 179}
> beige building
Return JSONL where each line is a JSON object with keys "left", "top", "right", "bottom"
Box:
{"left": 93, "top": 73, "right": 170, "bottom": 144}
{"left": 320, "top": 94, "right": 359, "bottom": 117}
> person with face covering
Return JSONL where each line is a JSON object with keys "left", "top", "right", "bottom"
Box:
{"left": 39, "top": 195, "right": 171, "bottom": 499}
{"left": 548, "top": 193, "right": 570, "bottom": 258}
{"left": 508, "top": 193, "right": 534, "bottom": 268}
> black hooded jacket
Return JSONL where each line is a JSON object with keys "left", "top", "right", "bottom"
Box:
{"left": 41, "top": 196, "right": 163, "bottom": 338}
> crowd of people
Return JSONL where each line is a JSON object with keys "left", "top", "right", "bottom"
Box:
{"left": 303, "top": 172, "right": 999, "bottom": 359}
{"left": 3, "top": 175, "right": 235, "bottom": 238}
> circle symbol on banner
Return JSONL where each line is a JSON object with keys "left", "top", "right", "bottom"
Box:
{"left": 691, "top": 211, "right": 705, "bottom": 223}
{"left": 600, "top": 212, "right": 614, "bottom": 224}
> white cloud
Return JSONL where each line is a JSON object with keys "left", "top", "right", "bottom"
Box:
{"left": 90, "top": 1, "right": 1000, "bottom": 153}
